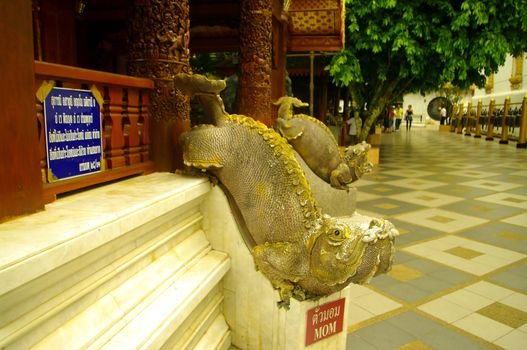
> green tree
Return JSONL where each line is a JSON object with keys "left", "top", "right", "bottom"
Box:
{"left": 327, "top": 0, "right": 527, "bottom": 141}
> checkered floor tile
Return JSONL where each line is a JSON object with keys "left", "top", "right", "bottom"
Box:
{"left": 346, "top": 128, "right": 527, "bottom": 349}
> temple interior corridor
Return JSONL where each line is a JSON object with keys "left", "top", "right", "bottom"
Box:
{"left": 345, "top": 127, "right": 527, "bottom": 349}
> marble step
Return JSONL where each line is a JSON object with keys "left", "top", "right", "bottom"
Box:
{"left": 0, "top": 210, "right": 204, "bottom": 343}
{"left": 32, "top": 248, "right": 230, "bottom": 349}
{"left": 0, "top": 174, "right": 231, "bottom": 349}
{"left": 160, "top": 286, "right": 224, "bottom": 350}
{"left": 192, "top": 314, "right": 231, "bottom": 350}
{"left": 99, "top": 251, "right": 230, "bottom": 349}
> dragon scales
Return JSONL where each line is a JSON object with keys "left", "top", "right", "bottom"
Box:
{"left": 175, "top": 73, "right": 397, "bottom": 308}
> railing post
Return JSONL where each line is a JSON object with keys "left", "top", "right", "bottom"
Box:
{"left": 499, "top": 97, "right": 511, "bottom": 144}
{"left": 517, "top": 94, "right": 527, "bottom": 148}
{"left": 465, "top": 101, "right": 472, "bottom": 136}
{"left": 456, "top": 102, "right": 464, "bottom": 134}
{"left": 474, "top": 99, "right": 483, "bottom": 138}
{"left": 104, "top": 86, "right": 126, "bottom": 168}
{"left": 125, "top": 89, "right": 141, "bottom": 165}
{"left": 486, "top": 99, "right": 496, "bottom": 141}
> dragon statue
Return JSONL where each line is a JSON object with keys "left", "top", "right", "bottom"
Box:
{"left": 273, "top": 96, "right": 372, "bottom": 189}
{"left": 175, "top": 73, "right": 397, "bottom": 308}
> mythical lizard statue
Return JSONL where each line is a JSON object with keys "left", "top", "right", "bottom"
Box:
{"left": 273, "top": 96, "right": 372, "bottom": 189}
{"left": 175, "top": 73, "right": 397, "bottom": 308}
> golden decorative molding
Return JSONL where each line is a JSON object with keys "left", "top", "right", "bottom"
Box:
{"left": 35, "top": 80, "right": 56, "bottom": 103}
{"left": 469, "top": 83, "right": 477, "bottom": 96}
{"left": 484, "top": 74, "right": 494, "bottom": 94}
{"left": 509, "top": 54, "right": 524, "bottom": 90}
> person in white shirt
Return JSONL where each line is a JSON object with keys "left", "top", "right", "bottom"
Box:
{"left": 440, "top": 106, "right": 447, "bottom": 125}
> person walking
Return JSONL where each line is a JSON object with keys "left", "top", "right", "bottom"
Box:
{"left": 440, "top": 106, "right": 447, "bottom": 125}
{"left": 405, "top": 105, "right": 414, "bottom": 130}
{"left": 385, "top": 105, "right": 395, "bottom": 133}
{"left": 395, "top": 104, "right": 403, "bottom": 130}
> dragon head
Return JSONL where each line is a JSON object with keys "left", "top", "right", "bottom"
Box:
{"left": 308, "top": 215, "right": 397, "bottom": 288}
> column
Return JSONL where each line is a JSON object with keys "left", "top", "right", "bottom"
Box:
{"left": 499, "top": 97, "right": 511, "bottom": 144}
{"left": 239, "top": 0, "right": 272, "bottom": 125}
{"left": 474, "top": 100, "right": 483, "bottom": 138}
{"left": 485, "top": 99, "right": 496, "bottom": 141}
{"left": 128, "top": 0, "right": 191, "bottom": 171}
{"left": 0, "top": 0, "right": 44, "bottom": 220}
{"left": 517, "top": 94, "right": 527, "bottom": 148}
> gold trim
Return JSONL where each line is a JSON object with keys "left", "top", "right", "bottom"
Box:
{"left": 509, "top": 54, "right": 523, "bottom": 90}
{"left": 90, "top": 85, "right": 106, "bottom": 172}
{"left": 47, "top": 168, "right": 57, "bottom": 183}
{"left": 484, "top": 74, "right": 494, "bottom": 94}
{"left": 89, "top": 85, "right": 104, "bottom": 109}
{"left": 36, "top": 80, "right": 56, "bottom": 103}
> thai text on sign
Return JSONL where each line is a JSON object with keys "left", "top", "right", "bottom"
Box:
{"left": 44, "top": 87, "right": 102, "bottom": 181}
{"left": 305, "top": 298, "right": 345, "bottom": 346}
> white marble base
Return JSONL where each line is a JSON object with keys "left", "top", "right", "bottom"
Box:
{"left": 201, "top": 186, "right": 350, "bottom": 350}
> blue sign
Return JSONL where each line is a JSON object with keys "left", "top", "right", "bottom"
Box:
{"left": 44, "top": 87, "right": 103, "bottom": 181}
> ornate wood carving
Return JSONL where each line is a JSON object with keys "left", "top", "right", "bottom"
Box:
{"left": 128, "top": 0, "right": 191, "bottom": 122}
{"left": 239, "top": 0, "right": 273, "bottom": 125}
{"left": 287, "top": 0, "right": 345, "bottom": 52}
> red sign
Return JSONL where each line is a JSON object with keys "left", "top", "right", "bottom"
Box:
{"left": 305, "top": 298, "right": 345, "bottom": 346}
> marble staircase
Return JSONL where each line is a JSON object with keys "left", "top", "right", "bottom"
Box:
{"left": 0, "top": 173, "right": 231, "bottom": 349}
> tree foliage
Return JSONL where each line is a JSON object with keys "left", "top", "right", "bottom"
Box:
{"left": 327, "top": 0, "right": 527, "bottom": 141}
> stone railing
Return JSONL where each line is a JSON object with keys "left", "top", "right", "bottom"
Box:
{"left": 34, "top": 61, "right": 155, "bottom": 202}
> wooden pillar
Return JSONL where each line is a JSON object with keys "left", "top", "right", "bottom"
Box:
{"left": 486, "top": 99, "right": 496, "bottom": 141}
{"left": 239, "top": 0, "right": 272, "bottom": 125}
{"left": 517, "top": 94, "right": 527, "bottom": 148}
{"left": 499, "top": 97, "right": 511, "bottom": 144}
{"left": 270, "top": 12, "right": 288, "bottom": 121}
{"left": 0, "top": 0, "right": 44, "bottom": 220}
{"left": 128, "top": 0, "right": 191, "bottom": 172}
{"left": 474, "top": 99, "right": 483, "bottom": 138}
{"left": 318, "top": 74, "right": 329, "bottom": 122}
{"left": 309, "top": 51, "right": 315, "bottom": 116}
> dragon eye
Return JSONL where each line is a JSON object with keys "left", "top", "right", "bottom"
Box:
{"left": 334, "top": 229, "right": 340, "bottom": 236}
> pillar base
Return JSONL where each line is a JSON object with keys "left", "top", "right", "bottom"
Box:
{"left": 464, "top": 132, "right": 471, "bottom": 136}
{"left": 517, "top": 143, "right": 526, "bottom": 149}
{"left": 474, "top": 135, "right": 482, "bottom": 138}
{"left": 499, "top": 140, "right": 509, "bottom": 144}
{"left": 485, "top": 137, "right": 494, "bottom": 141}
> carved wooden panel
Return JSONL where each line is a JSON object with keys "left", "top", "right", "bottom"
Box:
{"left": 288, "top": 0, "right": 344, "bottom": 52}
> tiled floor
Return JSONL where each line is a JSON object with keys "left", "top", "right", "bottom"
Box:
{"left": 346, "top": 127, "right": 527, "bottom": 350}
